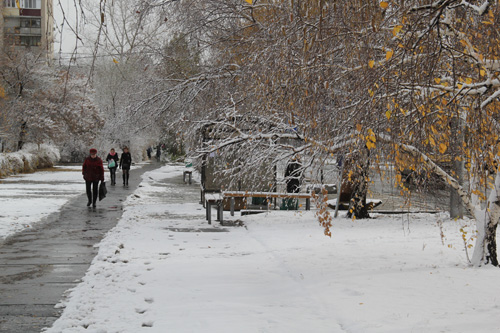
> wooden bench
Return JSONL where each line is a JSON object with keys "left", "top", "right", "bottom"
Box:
{"left": 222, "top": 191, "right": 312, "bottom": 217}
{"left": 205, "top": 192, "right": 223, "bottom": 225}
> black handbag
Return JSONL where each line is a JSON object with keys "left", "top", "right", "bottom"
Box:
{"left": 99, "top": 181, "right": 107, "bottom": 201}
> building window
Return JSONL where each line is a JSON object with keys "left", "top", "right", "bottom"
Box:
{"left": 21, "top": 18, "right": 41, "bottom": 28}
{"left": 4, "top": 0, "right": 16, "bottom": 8}
{"left": 20, "top": 36, "right": 41, "bottom": 46}
{"left": 4, "top": 0, "right": 40, "bottom": 8}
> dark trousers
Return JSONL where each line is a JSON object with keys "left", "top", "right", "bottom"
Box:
{"left": 86, "top": 180, "right": 99, "bottom": 205}
{"left": 122, "top": 169, "right": 130, "bottom": 185}
{"left": 109, "top": 167, "right": 117, "bottom": 185}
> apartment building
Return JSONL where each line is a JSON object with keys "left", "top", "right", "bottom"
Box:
{"left": 1, "top": 0, "right": 53, "bottom": 57}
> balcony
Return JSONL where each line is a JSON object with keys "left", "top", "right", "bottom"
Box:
{"left": 19, "top": 27, "right": 41, "bottom": 35}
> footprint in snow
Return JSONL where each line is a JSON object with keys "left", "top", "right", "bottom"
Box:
{"left": 144, "top": 297, "right": 154, "bottom": 304}
{"left": 142, "top": 321, "right": 154, "bottom": 327}
{"left": 135, "top": 308, "right": 147, "bottom": 314}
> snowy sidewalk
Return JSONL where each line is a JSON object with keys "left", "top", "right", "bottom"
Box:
{"left": 0, "top": 162, "right": 158, "bottom": 333}
{"left": 45, "top": 164, "right": 500, "bottom": 333}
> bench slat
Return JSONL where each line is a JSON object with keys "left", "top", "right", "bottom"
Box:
{"left": 223, "top": 191, "right": 312, "bottom": 199}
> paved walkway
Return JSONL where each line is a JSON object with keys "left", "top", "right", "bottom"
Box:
{"left": 0, "top": 162, "right": 161, "bottom": 333}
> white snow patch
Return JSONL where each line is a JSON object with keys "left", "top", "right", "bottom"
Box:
{"left": 43, "top": 164, "right": 500, "bottom": 333}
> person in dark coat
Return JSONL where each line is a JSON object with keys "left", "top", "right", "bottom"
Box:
{"left": 82, "top": 148, "right": 105, "bottom": 208}
{"left": 285, "top": 157, "right": 302, "bottom": 193}
{"left": 282, "top": 156, "right": 302, "bottom": 210}
{"left": 119, "top": 146, "right": 132, "bottom": 186}
{"left": 156, "top": 145, "right": 161, "bottom": 162}
{"left": 106, "top": 148, "right": 119, "bottom": 185}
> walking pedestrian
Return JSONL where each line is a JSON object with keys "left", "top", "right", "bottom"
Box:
{"left": 147, "top": 147, "right": 152, "bottom": 159}
{"left": 283, "top": 156, "right": 302, "bottom": 210}
{"left": 120, "top": 146, "right": 132, "bottom": 186}
{"left": 156, "top": 145, "right": 161, "bottom": 162}
{"left": 82, "top": 148, "right": 105, "bottom": 208}
{"left": 106, "top": 148, "right": 119, "bottom": 185}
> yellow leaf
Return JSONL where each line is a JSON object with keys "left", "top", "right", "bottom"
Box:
{"left": 113, "top": 58, "right": 119, "bottom": 64}
{"left": 368, "top": 60, "right": 375, "bottom": 68}
{"left": 429, "top": 136, "right": 436, "bottom": 146}
{"left": 380, "top": 1, "right": 389, "bottom": 9}
{"left": 434, "top": 78, "right": 441, "bottom": 84}
{"left": 385, "top": 110, "right": 391, "bottom": 120}
{"left": 386, "top": 50, "right": 394, "bottom": 61}
{"left": 356, "top": 123, "right": 362, "bottom": 132}
{"left": 0, "top": 86, "right": 5, "bottom": 99}
{"left": 439, "top": 143, "right": 447, "bottom": 154}
{"left": 392, "top": 25, "right": 403, "bottom": 36}
{"left": 480, "top": 69, "right": 486, "bottom": 76}
{"left": 244, "top": 0, "right": 252, "bottom": 3}
{"left": 465, "top": 77, "right": 472, "bottom": 84}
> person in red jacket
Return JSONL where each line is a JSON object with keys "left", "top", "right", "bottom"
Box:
{"left": 82, "top": 148, "right": 105, "bottom": 208}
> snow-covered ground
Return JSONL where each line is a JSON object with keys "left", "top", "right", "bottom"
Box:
{"left": 0, "top": 165, "right": 82, "bottom": 240}
{"left": 0, "top": 163, "right": 142, "bottom": 241}
{"left": 44, "top": 164, "right": 500, "bottom": 333}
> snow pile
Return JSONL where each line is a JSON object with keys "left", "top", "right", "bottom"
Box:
{"left": 0, "top": 144, "right": 60, "bottom": 178}
{"left": 45, "top": 164, "right": 500, "bottom": 333}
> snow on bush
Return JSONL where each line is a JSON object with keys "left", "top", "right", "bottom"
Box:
{"left": 0, "top": 144, "right": 60, "bottom": 178}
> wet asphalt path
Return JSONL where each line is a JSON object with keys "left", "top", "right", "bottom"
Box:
{"left": 0, "top": 162, "right": 162, "bottom": 333}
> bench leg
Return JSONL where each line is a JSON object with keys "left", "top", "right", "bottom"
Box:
{"left": 217, "top": 202, "right": 223, "bottom": 225}
{"left": 306, "top": 198, "right": 310, "bottom": 210}
{"left": 188, "top": 173, "right": 192, "bottom": 185}
{"left": 230, "top": 197, "right": 235, "bottom": 216}
{"left": 206, "top": 201, "right": 211, "bottom": 224}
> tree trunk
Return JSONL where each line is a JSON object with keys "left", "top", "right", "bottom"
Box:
{"left": 17, "top": 121, "right": 27, "bottom": 151}
{"left": 450, "top": 158, "right": 465, "bottom": 219}
{"left": 472, "top": 215, "right": 499, "bottom": 267}
{"left": 471, "top": 173, "right": 500, "bottom": 267}
{"left": 450, "top": 116, "right": 465, "bottom": 219}
{"left": 347, "top": 174, "right": 370, "bottom": 219}
{"left": 346, "top": 148, "right": 370, "bottom": 219}
{"left": 485, "top": 222, "right": 498, "bottom": 266}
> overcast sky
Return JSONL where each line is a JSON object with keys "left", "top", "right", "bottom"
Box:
{"left": 53, "top": 0, "right": 82, "bottom": 59}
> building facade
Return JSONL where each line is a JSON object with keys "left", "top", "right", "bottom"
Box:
{"left": 1, "top": 0, "right": 53, "bottom": 57}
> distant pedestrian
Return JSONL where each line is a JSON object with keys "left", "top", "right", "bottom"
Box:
{"left": 285, "top": 156, "right": 302, "bottom": 193}
{"left": 146, "top": 147, "right": 152, "bottom": 159}
{"left": 120, "top": 146, "right": 132, "bottom": 186}
{"left": 156, "top": 145, "right": 161, "bottom": 162}
{"left": 106, "top": 148, "right": 119, "bottom": 185}
{"left": 82, "top": 148, "right": 104, "bottom": 208}
{"left": 282, "top": 156, "right": 302, "bottom": 210}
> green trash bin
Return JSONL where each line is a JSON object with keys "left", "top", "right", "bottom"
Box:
{"left": 252, "top": 197, "right": 268, "bottom": 205}
{"left": 280, "top": 198, "right": 298, "bottom": 210}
